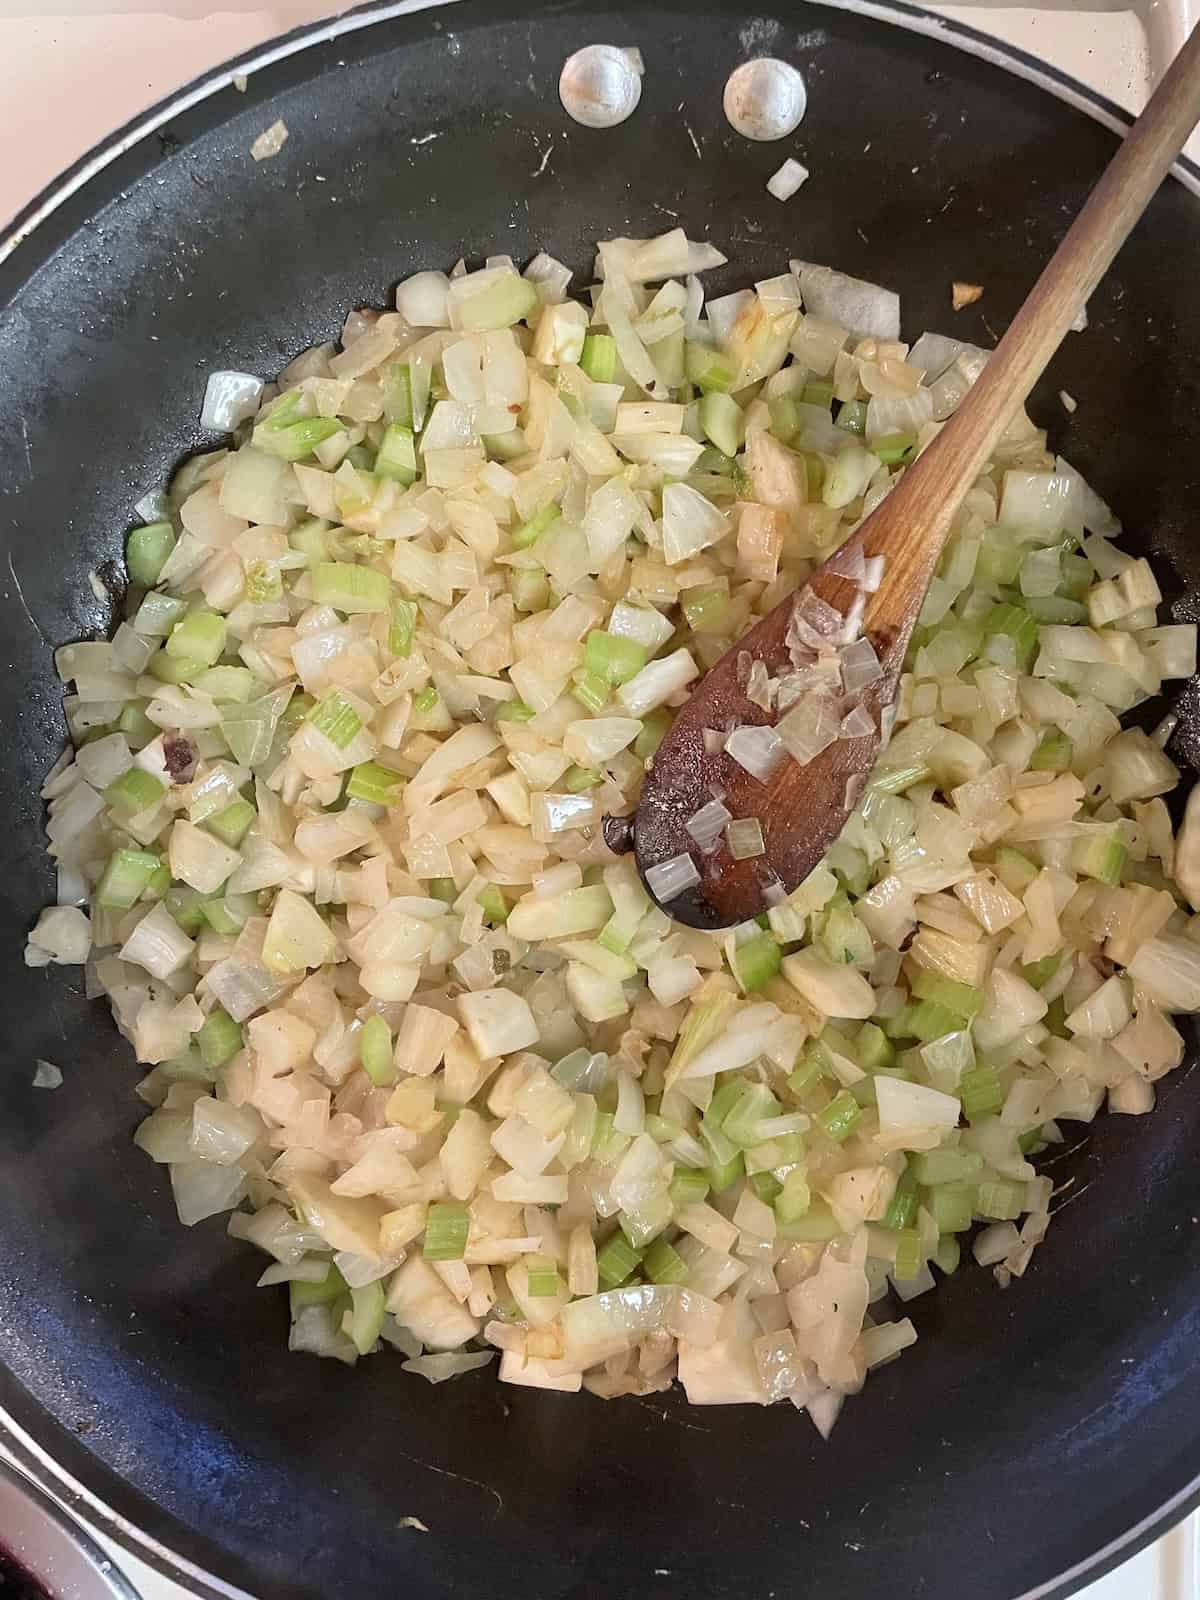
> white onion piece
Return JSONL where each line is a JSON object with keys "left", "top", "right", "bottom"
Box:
{"left": 726, "top": 818, "right": 765, "bottom": 860}
{"left": 861, "top": 555, "right": 886, "bottom": 592}
{"left": 766, "top": 158, "right": 809, "bottom": 201}
{"left": 645, "top": 853, "right": 700, "bottom": 902}
{"left": 840, "top": 705, "right": 875, "bottom": 739}
{"left": 32, "top": 1060, "right": 63, "bottom": 1090}
{"left": 723, "top": 59, "right": 807, "bottom": 142}
{"left": 560, "top": 44, "right": 643, "bottom": 129}
{"left": 792, "top": 261, "right": 900, "bottom": 342}
{"left": 827, "top": 544, "right": 865, "bottom": 581}
{"left": 840, "top": 638, "right": 882, "bottom": 694}
{"left": 840, "top": 592, "right": 866, "bottom": 645}
{"left": 725, "top": 724, "right": 785, "bottom": 781}
{"left": 686, "top": 798, "right": 732, "bottom": 850}
{"left": 776, "top": 695, "right": 841, "bottom": 765}
{"left": 201, "top": 371, "right": 263, "bottom": 432}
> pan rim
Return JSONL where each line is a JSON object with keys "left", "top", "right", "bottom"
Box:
{"left": 0, "top": 3, "right": 1197, "bottom": 1599}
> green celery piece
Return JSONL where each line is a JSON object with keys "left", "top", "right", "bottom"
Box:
{"left": 836, "top": 399, "right": 868, "bottom": 436}
{"left": 680, "top": 584, "right": 732, "bottom": 635}
{"left": 126, "top": 521, "right": 176, "bottom": 588}
{"left": 375, "top": 423, "right": 418, "bottom": 485}
{"left": 596, "top": 1232, "right": 643, "bottom": 1288}
{"left": 698, "top": 392, "right": 744, "bottom": 457}
{"left": 255, "top": 415, "right": 342, "bottom": 461}
{"left": 389, "top": 599, "right": 418, "bottom": 657}
{"left": 511, "top": 502, "right": 561, "bottom": 550}
{"left": 733, "top": 932, "right": 782, "bottom": 993}
{"left": 817, "top": 1090, "right": 861, "bottom": 1143}
{"left": 874, "top": 431, "right": 917, "bottom": 466}
{"left": 290, "top": 1264, "right": 349, "bottom": 1313}
{"left": 1030, "top": 729, "right": 1073, "bottom": 771}
{"left": 96, "top": 848, "right": 161, "bottom": 910}
{"left": 195, "top": 1007, "right": 243, "bottom": 1068}
{"left": 584, "top": 630, "right": 647, "bottom": 686}
{"left": 684, "top": 341, "right": 735, "bottom": 393}
{"left": 205, "top": 797, "right": 256, "bottom": 848}
{"left": 580, "top": 333, "right": 619, "bottom": 383}
{"left": 910, "top": 970, "right": 983, "bottom": 1020}
{"left": 976, "top": 1179, "right": 1024, "bottom": 1221}
{"left": 892, "top": 1228, "right": 924, "bottom": 1280}
{"left": 983, "top": 602, "right": 1039, "bottom": 669}
{"left": 643, "top": 1235, "right": 689, "bottom": 1285}
{"left": 359, "top": 1014, "right": 396, "bottom": 1086}
{"left": 423, "top": 1201, "right": 470, "bottom": 1261}
{"left": 960, "top": 1066, "right": 1004, "bottom": 1120}
{"left": 104, "top": 768, "right": 165, "bottom": 818}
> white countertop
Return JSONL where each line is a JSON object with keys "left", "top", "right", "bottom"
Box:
{"left": 0, "top": 4, "right": 1197, "bottom": 1598}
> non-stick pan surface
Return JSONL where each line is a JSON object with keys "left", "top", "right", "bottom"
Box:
{"left": 2, "top": 3, "right": 1199, "bottom": 1598}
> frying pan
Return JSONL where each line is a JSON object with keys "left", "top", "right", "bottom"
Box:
{"left": 2, "top": 2, "right": 1199, "bottom": 1597}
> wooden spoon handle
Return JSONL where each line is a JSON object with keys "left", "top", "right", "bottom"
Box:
{"left": 864, "top": 23, "right": 1200, "bottom": 624}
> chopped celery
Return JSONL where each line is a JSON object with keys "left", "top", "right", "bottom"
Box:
{"left": 776, "top": 1200, "right": 838, "bottom": 1242}
{"left": 148, "top": 649, "right": 205, "bottom": 685}
{"left": 195, "top": 1006, "right": 243, "bottom": 1068}
{"left": 723, "top": 1082, "right": 782, "bottom": 1148}
{"left": 926, "top": 1182, "right": 976, "bottom": 1233}
{"left": 255, "top": 415, "right": 343, "bottom": 461}
{"left": 194, "top": 666, "right": 257, "bottom": 703}
{"left": 597, "top": 1232, "right": 643, "bottom": 1288}
{"left": 912, "top": 1149, "right": 983, "bottom": 1186}
{"left": 383, "top": 363, "right": 413, "bottom": 427}
{"left": 893, "top": 1227, "right": 924, "bottom": 1280}
{"left": 511, "top": 502, "right": 561, "bottom": 550}
{"left": 684, "top": 342, "right": 735, "bottom": 393}
{"left": 570, "top": 669, "right": 609, "bottom": 713}
{"left": 200, "top": 895, "right": 251, "bottom": 936}
{"left": 910, "top": 970, "right": 983, "bottom": 1020}
{"left": 874, "top": 431, "right": 917, "bottom": 465}
{"left": 983, "top": 602, "right": 1039, "bottom": 669}
{"left": 311, "top": 562, "right": 391, "bottom": 614}
{"left": 787, "top": 1050, "right": 826, "bottom": 1100}
{"left": 580, "top": 333, "right": 618, "bottom": 383}
{"left": 767, "top": 393, "right": 800, "bottom": 442}
{"left": 699, "top": 392, "right": 744, "bottom": 457}
{"left": 359, "top": 1014, "right": 395, "bottom": 1086}
{"left": 1071, "top": 829, "right": 1127, "bottom": 887}
{"left": 290, "top": 1264, "right": 348, "bottom": 1313}
{"left": 495, "top": 700, "right": 536, "bottom": 725}
{"left": 525, "top": 1255, "right": 562, "bottom": 1296}
{"left": 707, "top": 1150, "right": 745, "bottom": 1193}
{"left": 817, "top": 1090, "right": 862, "bottom": 1143}
{"left": 960, "top": 1066, "right": 1004, "bottom": 1120}
{"left": 868, "top": 763, "right": 930, "bottom": 795}
{"left": 166, "top": 610, "right": 225, "bottom": 667}
{"left": 423, "top": 1201, "right": 470, "bottom": 1261}
{"left": 1020, "top": 953, "right": 1061, "bottom": 990}
{"left": 118, "top": 701, "right": 157, "bottom": 745}
{"left": 564, "top": 765, "right": 602, "bottom": 793}
{"left": 994, "top": 846, "right": 1039, "bottom": 895}
{"left": 681, "top": 584, "right": 732, "bottom": 635}
{"left": 205, "top": 798, "right": 256, "bottom": 848}
{"left": 882, "top": 1166, "right": 918, "bottom": 1232}
{"left": 933, "top": 1235, "right": 961, "bottom": 1275}
{"left": 510, "top": 566, "right": 549, "bottom": 613}
{"left": 134, "top": 591, "right": 188, "bottom": 637}
{"left": 733, "top": 931, "right": 782, "bottom": 993}
{"left": 165, "top": 885, "right": 207, "bottom": 934}
{"left": 307, "top": 691, "right": 362, "bottom": 748}
{"left": 634, "top": 709, "right": 671, "bottom": 760}
{"left": 478, "top": 885, "right": 508, "bottom": 925}
{"left": 1030, "top": 729, "right": 1073, "bottom": 772}
{"left": 346, "top": 761, "right": 404, "bottom": 805}
{"left": 375, "top": 423, "right": 418, "bottom": 485}
{"left": 584, "top": 630, "right": 648, "bottom": 686}
{"left": 349, "top": 1281, "right": 387, "bottom": 1355}
{"left": 643, "top": 1235, "right": 689, "bottom": 1285}
{"left": 668, "top": 1170, "right": 710, "bottom": 1209}
{"left": 774, "top": 1168, "right": 811, "bottom": 1222}
{"left": 749, "top": 1171, "right": 783, "bottom": 1204}
{"left": 412, "top": 686, "right": 439, "bottom": 715}
{"left": 104, "top": 768, "right": 165, "bottom": 817}
{"left": 389, "top": 599, "right": 418, "bottom": 657}
{"left": 836, "top": 399, "right": 868, "bottom": 435}
{"left": 801, "top": 379, "right": 835, "bottom": 409}
{"left": 126, "top": 521, "right": 176, "bottom": 588}
{"left": 96, "top": 848, "right": 161, "bottom": 910}
{"left": 976, "top": 1179, "right": 1025, "bottom": 1221}
{"left": 856, "top": 1022, "right": 894, "bottom": 1071}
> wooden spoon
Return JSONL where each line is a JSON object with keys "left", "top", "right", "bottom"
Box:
{"left": 626, "top": 24, "right": 1200, "bottom": 931}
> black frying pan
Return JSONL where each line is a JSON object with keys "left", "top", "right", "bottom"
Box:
{"left": 2, "top": 3, "right": 1200, "bottom": 1597}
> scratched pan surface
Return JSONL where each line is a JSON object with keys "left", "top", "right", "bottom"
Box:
{"left": 1, "top": 2, "right": 1200, "bottom": 1597}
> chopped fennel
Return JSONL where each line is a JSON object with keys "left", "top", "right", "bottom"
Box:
{"left": 28, "top": 222, "right": 1200, "bottom": 1434}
